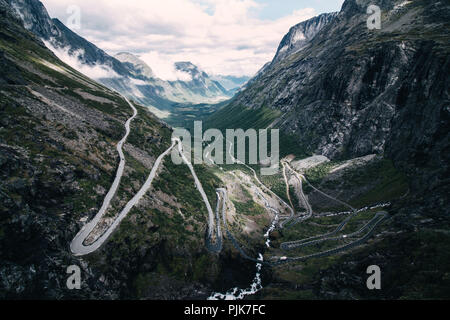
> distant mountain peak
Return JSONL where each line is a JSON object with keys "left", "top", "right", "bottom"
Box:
{"left": 6, "top": 0, "right": 233, "bottom": 107}
{"left": 174, "top": 61, "right": 208, "bottom": 80}
{"left": 7, "top": 0, "right": 59, "bottom": 38}
{"left": 175, "top": 61, "right": 196, "bottom": 68}
{"left": 115, "top": 52, "right": 155, "bottom": 81}
{"left": 273, "top": 12, "right": 338, "bottom": 63}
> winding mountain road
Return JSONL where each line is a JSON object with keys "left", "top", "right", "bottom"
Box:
{"left": 204, "top": 140, "right": 388, "bottom": 267}
{"left": 71, "top": 97, "right": 220, "bottom": 256}
{"left": 279, "top": 161, "right": 312, "bottom": 228}
{"left": 70, "top": 96, "right": 177, "bottom": 256}
{"left": 274, "top": 162, "right": 389, "bottom": 263}
{"left": 68, "top": 96, "right": 391, "bottom": 301}
{"left": 272, "top": 211, "right": 388, "bottom": 265}
{"left": 225, "top": 140, "right": 294, "bottom": 220}
{"left": 71, "top": 96, "right": 389, "bottom": 282}
{"left": 175, "top": 139, "right": 218, "bottom": 248}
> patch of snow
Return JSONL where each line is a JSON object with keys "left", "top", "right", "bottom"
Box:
{"left": 279, "top": 45, "right": 288, "bottom": 53}
{"left": 292, "top": 31, "right": 306, "bottom": 43}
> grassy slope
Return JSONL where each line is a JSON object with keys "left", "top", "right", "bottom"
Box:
{"left": 205, "top": 102, "right": 310, "bottom": 158}
{"left": 0, "top": 9, "right": 225, "bottom": 299}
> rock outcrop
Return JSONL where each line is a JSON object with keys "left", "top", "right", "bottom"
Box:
{"left": 209, "top": 0, "right": 449, "bottom": 196}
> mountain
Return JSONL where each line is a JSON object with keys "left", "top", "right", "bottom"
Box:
{"left": 7, "top": 0, "right": 130, "bottom": 76}
{"left": 207, "top": 0, "right": 450, "bottom": 298}
{"left": 2, "top": 0, "right": 450, "bottom": 301}
{"left": 112, "top": 53, "right": 231, "bottom": 107}
{"left": 6, "top": 0, "right": 232, "bottom": 113}
{"left": 171, "top": 61, "right": 230, "bottom": 99}
{"left": 241, "top": 12, "right": 338, "bottom": 91}
{"left": 208, "top": 0, "right": 449, "bottom": 188}
{"left": 273, "top": 12, "right": 339, "bottom": 63}
{"left": 0, "top": 0, "right": 237, "bottom": 299}
{"left": 211, "top": 75, "right": 250, "bottom": 93}
{"left": 115, "top": 52, "right": 155, "bottom": 81}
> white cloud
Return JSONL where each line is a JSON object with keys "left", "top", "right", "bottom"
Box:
{"left": 129, "top": 78, "right": 147, "bottom": 86}
{"left": 41, "top": 0, "right": 316, "bottom": 77}
{"left": 139, "top": 51, "right": 193, "bottom": 81}
{"left": 43, "top": 40, "right": 121, "bottom": 79}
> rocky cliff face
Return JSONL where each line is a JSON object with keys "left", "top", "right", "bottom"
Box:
{"left": 210, "top": 0, "right": 449, "bottom": 196}
{"left": 273, "top": 12, "right": 339, "bottom": 63}
{"left": 210, "top": 0, "right": 449, "bottom": 299}
{"left": 242, "top": 13, "right": 339, "bottom": 94}
{"left": 7, "top": 0, "right": 55, "bottom": 37}
{"left": 115, "top": 52, "right": 156, "bottom": 81}
{"left": 7, "top": 0, "right": 131, "bottom": 75}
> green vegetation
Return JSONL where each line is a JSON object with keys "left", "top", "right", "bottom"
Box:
{"left": 1, "top": 8, "right": 228, "bottom": 299}
{"left": 304, "top": 161, "right": 337, "bottom": 185}
{"left": 302, "top": 158, "right": 409, "bottom": 210}
{"left": 205, "top": 101, "right": 310, "bottom": 159}
{"left": 267, "top": 228, "right": 450, "bottom": 300}
{"left": 345, "top": 160, "right": 409, "bottom": 207}
{"left": 232, "top": 199, "right": 266, "bottom": 216}
{"left": 260, "top": 171, "right": 290, "bottom": 204}
{"left": 153, "top": 159, "right": 221, "bottom": 220}
{"left": 278, "top": 133, "right": 311, "bottom": 159}
{"left": 165, "top": 101, "right": 227, "bottom": 129}
{"left": 206, "top": 103, "right": 281, "bottom": 131}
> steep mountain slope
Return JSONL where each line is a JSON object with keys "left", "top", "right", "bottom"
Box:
{"left": 7, "top": 0, "right": 130, "bottom": 76}
{"left": 7, "top": 0, "right": 232, "bottom": 112}
{"left": 236, "top": 12, "right": 338, "bottom": 99}
{"left": 211, "top": 75, "right": 250, "bottom": 94}
{"left": 207, "top": 0, "right": 450, "bottom": 299}
{"left": 173, "top": 61, "right": 230, "bottom": 99}
{"left": 273, "top": 12, "right": 339, "bottom": 64}
{"left": 208, "top": 0, "right": 449, "bottom": 193}
{"left": 2, "top": 0, "right": 449, "bottom": 301}
{"left": 114, "top": 52, "right": 156, "bottom": 81}
{"left": 0, "top": 0, "right": 236, "bottom": 299}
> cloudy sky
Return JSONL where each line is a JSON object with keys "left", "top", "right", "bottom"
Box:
{"left": 41, "top": 0, "right": 344, "bottom": 79}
